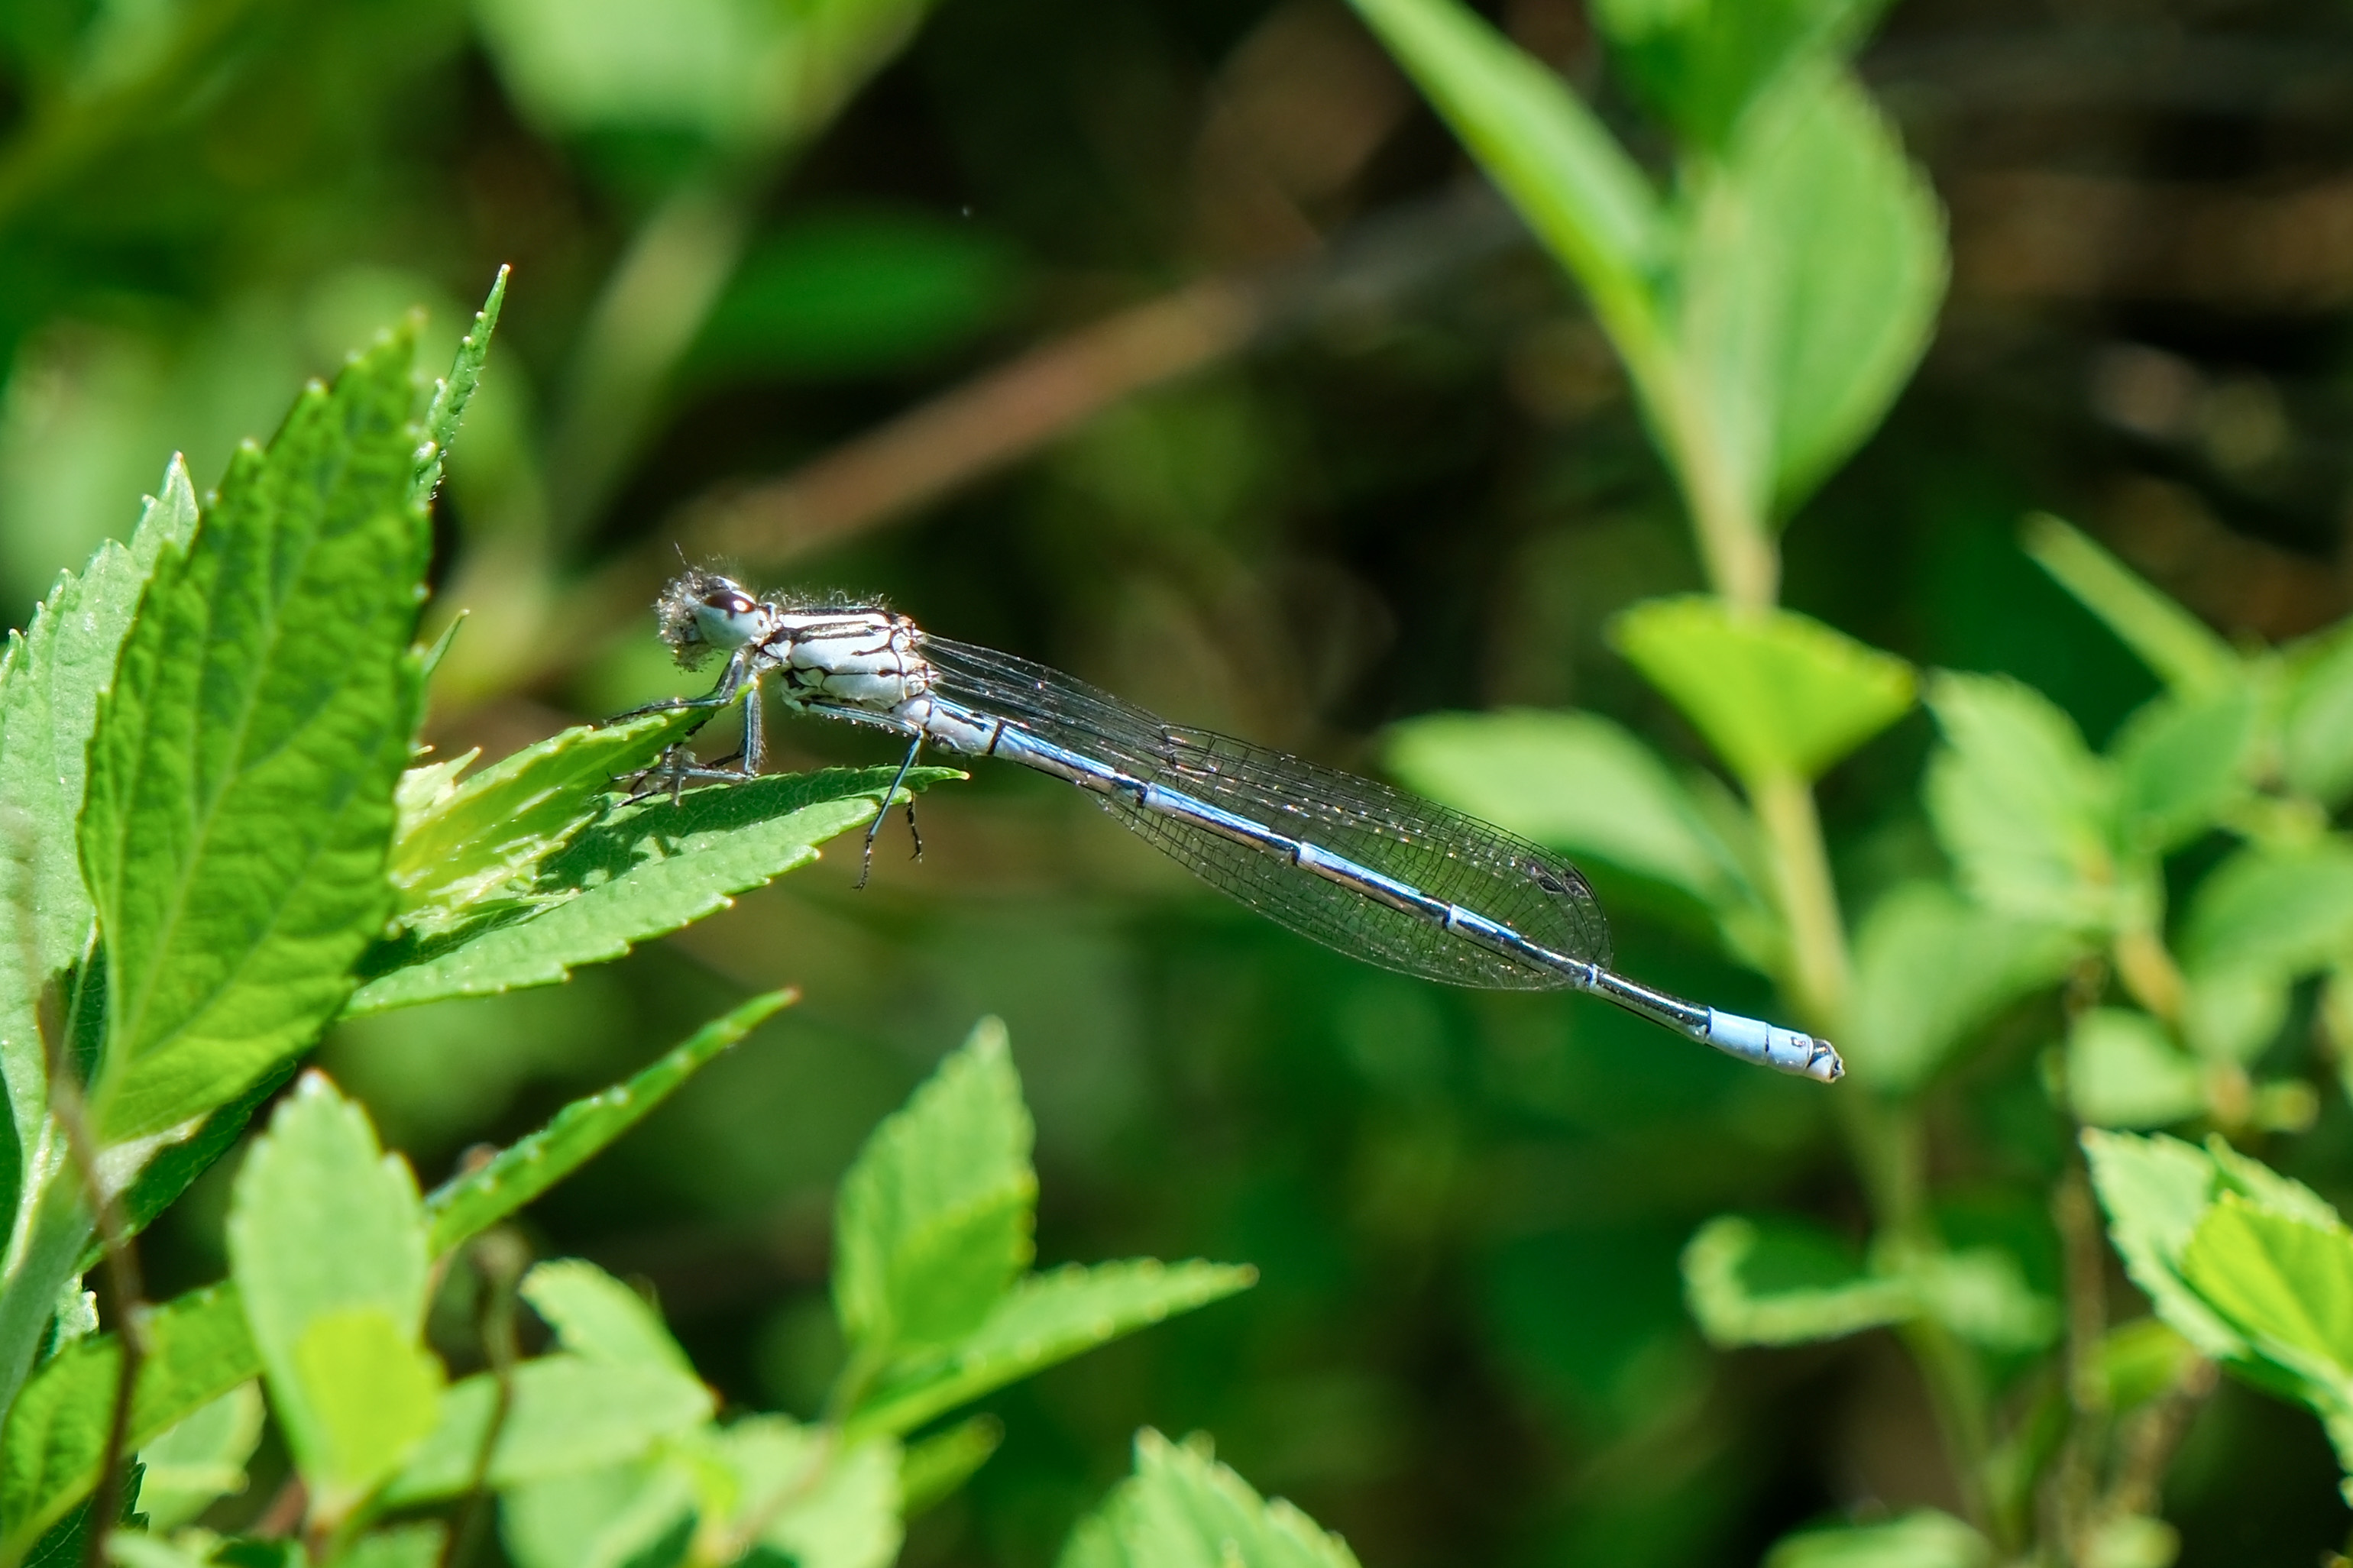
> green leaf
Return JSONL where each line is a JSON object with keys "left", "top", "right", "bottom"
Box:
{"left": 336, "top": 1524, "right": 448, "bottom": 1568}
{"left": 1923, "top": 673, "right": 2138, "bottom": 933}
{"left": 79, "top": 334, "right": 432, "bottom": 1142}
{"left": 898, "top": 1415, "right": 1002, "bottom": 1516}
{"left": 2181, "top": 839, "right": 2353, "bottom": 980}
{"left": 1058, "top": 1428, "right": 1359, "bottom": 1568}
{"left": 2083, "top": 1130, "right": 2251, "bottom": 1361}
{"left": 1843, "top": 880, "right": 2078, "bottom": 1094}
{"left": 1591, "top": 0, "right": 1888, "bottom": 148}
{"left": 1380, "top": 707, "right": 1772, "bottom": 956}
{"left": 386, "top": 710, "right": 705, "bottom": 935}
{"left": 1675, "top": 68, "right": 1946, "bottom": 518}
{"left": 290, "top": 1306, "right": 444, "bottom": 1511}
{"left": 421, "top": 989, "right": 791, "bottom": 1255}
{"left": 1345, "top": 0, "right": 1666, "bottom": 373}
{"left": 413, "top": 267, "right": 507, "bottom": 504}
{"left": 847, "top": 1259, "right": 1257, "bottom": 1440}
{"left": 99, "top": 1060, "right": 300, "bottom": 1269}
{"left": 520, "top": 1259, "right": 693, "bottom": 1375}
{"left": 834, "top": 1017, "right": 1036, "bottom": 1360}
{"left": 1613, "top": 597, "right": 1914, "bottom": 783}
{"left": 2021, "top": 513, "right": 2238, "bottom": 695}
{"left": 225, "top": 1072, "right": 431, "bottom": 1518}
{"left": 2067, "top": 1009, "right": 2206, "bottom": 1130}
{"left": 0, "top": 1283, "right": 259, "bottom": 1561}
{"left": 1763, "top": 1510, "right": 1989, "bottom": 1568}
{"left": 2283, "top": 625, "right": 2353, "bottom": 806}
{"left": 135, "top": 1380, "right": 263, "bottom": 1533}
{"left": 381, "top": 1354, "right": 712, "bottom": 1506}
{"left": 1681, "top": 1215, "right": 1912, "bottom": 1347}
{"left": 346, "top": 766, "right": 950, "bottom": 1015}
{"left": 1908, "top": 1247, "right": 2058, "bottom": 1353}
{"left": 2110, "top": 683, "right": 2260, "bottom": 852}
{"left": 697, "top": 1419, "right": 901, "bottom": 1568}
{"left": 499, "top": 1461, "right": 697, "bottom": 1568}
{"left": 2181, "top": 1195, "right": 2353, "bottom": 1379}
{"left": 2102, "top": 1317, "right": 2200, "bottom": 1413}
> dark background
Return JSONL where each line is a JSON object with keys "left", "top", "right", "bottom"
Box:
{"left": 6, "top": 0, "right": 2351, "bottom": 1561}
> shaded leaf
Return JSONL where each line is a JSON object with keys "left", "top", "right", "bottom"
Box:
{"left": 1843, "top": 880, "right": 2076, "bottom": 1094}
{"left": 346, "top": 767, "right": 950, "bottom": 1015}
{"left": 1060, "top": 1428, "right": 1358, "bottom": 1568}
{"left": 79, "top": 334, "right": 432, "bottom": 1142}
{"left": 849, "top": 1259, "right": 1257, "bottom": 1439}
{"left": 2283, "top": 625, "right": 2353, "bottom": 807}
{"left": 225, "top": 1072, "right": 431, "bottom": 1519}
{"left": 2111, "top": 682, "right": 2260, "bottom": 852}
{"left": 1909, "top": 1246, "right": 2059, "bottom": 1353}
{"left": 520, "top": 1259, "right": 694, "bottom": 1375}
{"left": 2067, "top": 1009, "right": 2205, "bottom": 1130}
{"left": 835, "top": 1017, "right": 1035, "bottom": 1359}
{"left": 1591, "top": 0, "right": 1887, "bottom": 148}
{"left": 1613, "top": 597, "right": 1914, "bottom": 784}
{"left": 899, "top": 1415, "right": 1002, "bottom": 1516}
{"left": 2021, "top": 513, "right": 2237, "bottom": 695}
{"left": 1345, "top": 0, "right": 1666, "bottom": 370}
{"left": 337, "top": 1524, "right": 448, "bottom": 1568}
{"left": 1681, "top": 1215, "right": 1911, "bottom": 1347}
{"left": 382, "top": 1355, "right": 712, "bottom": 1506}
{"left": 422, "top": 989, "right": 792, "bottom": 1255}
{"left": 1923, "top": 673, "right": 2138, "bottom": 932}
{"left": 134, "top": 1380, "right": 263, "bottom": 1533}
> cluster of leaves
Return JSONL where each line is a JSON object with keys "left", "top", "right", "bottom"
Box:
{"left": 0, "top": 291, "right": 1364, "bottom": 1565}
{"left": 1348, "top": 0, "right": 2353, "bottom": 1560}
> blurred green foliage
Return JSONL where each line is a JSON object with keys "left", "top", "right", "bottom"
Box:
{"left": 9, "top": 0, "right": 2353, "bottom": 1563}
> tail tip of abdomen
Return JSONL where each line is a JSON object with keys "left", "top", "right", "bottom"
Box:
{"left": 1704, "top": 1009, "right": 1844, "bottom": 1083}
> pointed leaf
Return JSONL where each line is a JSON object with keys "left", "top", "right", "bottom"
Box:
{"left": 1345, "top": 0, "right": 1666, "bottom": 371}
{"left": 520, "top": 1259, "right": 694, "bottom": 1375}
{"left": 1059, "top": 1428, "right": 1360, "bottom": 1568}
{"left": 422, "top": 989, "right": 791, "bottom": 1254}
{"left": 2182, "top": 1195, "right": 2353, "bottom": 1378}
{"left": 386, "top": 710, "right": 704, "bottom": 933}
{"left": 498, "top": 1460, "right": 697, "bottom": 1568}
{"left": 1676, "top": 69, "right": 1946, "bottom": 518}
{"left": 2021, "top": 513, "right": 2237, "bottom": 694}
{"left": 848, "top": 1259, "right": 1257, "bottom": 1439}
{"left": 2283, "top": 625, "right": 2353, "bottom": 807}
{"left": 2181, "top": 839, "right": 2353, "bottom": 980}
{"left": 2111, "top": 682, "right": 2261, "bottom": 852}
{"left": 899, "top": 1415, "right": 1002, "bottom": 1515}
{"left": 1681, "top": 1214, "right": 1912, "bottom": 1347}
{"left": 2083, "top": 1130, "right": 2249, "bottom": 1361}
{"left": 1613, "top": 596, "right": 1914, "bottom": 783}
{"left": 225, "top": 1072, "right": 431, "bottom": 1511}
{"left": 700, "top": 1418, "right": 901, "bottom": 1568}
{"left": 1843, "top": 880, "right": 2077, "bottom": 1094}
{"left": 1591, "top": 0, "right": 1888, "bottom": 148}
{"left": 835, "top": 1017, "right": 1036, "bottom": 1359}
{"left": 346, "top": 767, "right": 950, "bottom": 1015}
{"left": 79, "top": 335, "right": 433, "bottom": 1141}
{"left": 414, "top": 267, "right": 507, "bottom": 504}
{"left": 290, "top": 1306, "right": 444, "bottom": 1508}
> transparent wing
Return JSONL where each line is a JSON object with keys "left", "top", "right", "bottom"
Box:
{"left": 921, "top": 636, "right": 1609, "bottom": 989}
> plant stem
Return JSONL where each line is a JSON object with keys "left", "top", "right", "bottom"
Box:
{"left": 1750, "top": 771, "right": 1850, "bottom": 1030}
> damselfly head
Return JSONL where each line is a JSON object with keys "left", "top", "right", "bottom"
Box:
{"left": 656, "top": 569, "right": 769, "bottom": 669}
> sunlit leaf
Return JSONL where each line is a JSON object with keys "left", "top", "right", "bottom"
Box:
{"left": 2180, "top": 839, "right": 2353, "bottom": 979}
{"left": 2083, "top": 1130, "right": 2251, "bottom": 1362}
{"left": 413, "top": 267, "right": 507, "bottom": 504}
{"left": 290, "top": 1307, "right": 445, "bottom": 1509}
{"left": 422, "top": 989, "right": 790, "bottom": 1253}
{"left": 1613, "top": 596, "right": 1914, "bottom": 783}
{"left": 1060, "top": 1428, "right": 1360, "bottom": 1568}
{"left": 499, "top": 1460, "right": 697, "bottom": 1568}
{"left": 848, "top": 1259, "right": 1257, "bottom": 1439}
{"left": 836, "top": 1017, "right": 1035, "bottom": 1359}
{"left": 348, "top": 766, "right": 948, "bottom": 1014}
{"left": 1681, "top": 1214, "right": 1911, "bottom": 1347}
{"left": 2181, "top": 1195, "right": 2353, "bottom": 1379}
{"left": 2067, "top": 1009, "right": 2205, "bottom": 1130}
{"left": 79, "top": 334, "right": 432, "bottom": 1141}
{"left": 1843, "top": 880, "right": 2077, "bottom": 1094}
{"left": 2283, "top": 624, "right": 2353, "bottom": 807}
{"left": 2021, "top": 513, "right": 2237, "bottom": 695}
{"left": 336, "top": 1524, "right": 448, "bottom": 1568}
{"left": 692, "top": 1418, "right": 901, "bottom": 1568}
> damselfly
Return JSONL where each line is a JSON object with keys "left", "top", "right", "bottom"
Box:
{"left": 611, "top": 570, "right": 1842, "bottom": 1082}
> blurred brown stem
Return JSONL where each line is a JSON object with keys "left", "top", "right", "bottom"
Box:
{"left": 2050, "top": 1163, "right": 2109, "bottom": 1562}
